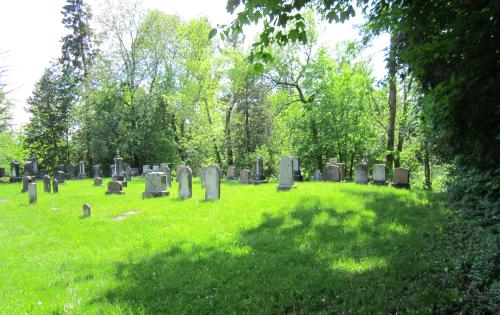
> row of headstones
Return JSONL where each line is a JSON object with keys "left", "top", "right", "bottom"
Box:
{"left": 8, "top": 158, "right": 42, "bottom": 182}
{"left": 22, "top": 175, "right": 60, "bottom": 204}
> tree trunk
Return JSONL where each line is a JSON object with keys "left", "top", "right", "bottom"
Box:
{"left": 225, "top": 101, "right": 235, "bottom": 166}
{"left": 424, "top": 144, "right": 432, "bottom": 190}
{"left": 386, "top": 33, "right": 398, "bottom": 172}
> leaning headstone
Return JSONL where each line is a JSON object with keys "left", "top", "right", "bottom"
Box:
{"left": 56, "top": 171, "right": 65, "bottom": 184}
{"left": 9, "top": 160, "right": 21, "bottom": 182}
{"left": 393, "top": 167, "right": 410, "bottom": 189}
{"left": 277, "top": 156, "right": 295, "bottom": 191}
{"left": 22, "top": 176, "right": 34, "bottom": 193}
{"left": 227, "top": 166, "right": 236, "bottom": 180}
{"left": 66, "top": 165, "right": 75, "bottom": 179}
{"left": 52, "top": 179, "right": 59, "bottom": 193}
{"left": 0, "top": 167, "right": 4, "bottom": 177}
{"left": 372, "top": 164, "right": 387, "bottom": 185}
{"left": 92, "top": 165, "right": 102, "bottom": 178}
{"left": 313, "top": 169, "right": 323, "bottom": 181}
{"left": 94, "top": 177, "right": 103, "bottom": 186}
{"left": 28, "top": 182, "right": 37, "bottom": 204}
{"left": 204, "top": 165, "right": 220, "bottom": 200}
{"left": 142, "top": 165, "right": 150, "bottom": 175}
{"left": 178, "top": 166, "right": 192, "bottom": 199}
{"left": 83, "top": 204, "right": 91, "bottom": 217}
{"left": 292, "top": 157, "right": 304, "bottom": 181}
{"left": 77, "top": 161, "right": 87, "bottom": 179}
{"left": 355, "top": 163, "right": 369, "bottom": 184}
{"left": 105, "top": 181, "right": 125, "bottom": 195}
{"left": 239, "top": 169, "right": 250, "bottom": 184}
{"left": 323, "top": 165, "right": 341, "bottom": 182}
{"left": 142, "top": 172, "right": 169, "bottom": 198}
{"left": 252, "top": 157, "right": 267, "bottom": 184}
{"left": 43, "top": 175, "right": 51, "bottom": 193}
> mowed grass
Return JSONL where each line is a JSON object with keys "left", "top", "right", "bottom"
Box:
{"left": 0, "top": 177, "right": 453, "bottom": 314}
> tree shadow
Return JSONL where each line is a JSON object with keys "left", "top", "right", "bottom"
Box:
{"left": 91, "top": 191, "right": 451, "bottom": 313}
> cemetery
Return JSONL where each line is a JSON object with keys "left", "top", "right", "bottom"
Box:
{"left": 0, "top": 0, "right": 497, "bottom": 313}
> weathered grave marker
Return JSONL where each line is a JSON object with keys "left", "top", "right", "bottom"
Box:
{"left": 277, "top": 156, "right": 295, "bottom": 191}
{"left": 252, "top": 157, "right": 267, "bottom": 184}
{"left": 142, "top": 172, "right": 169, "bottom": 198}
{"left": 52, "top": 179, "right": 59, "bottom": 193}
{"left": 43, "top": 175, "right": 51, "bottom": 193}
{"left": 9, "top": 160, "right": 21, "bottom": 182}
{"left": 28, "top": 182, "right": 37, "bottom": 204}
{"left": 372, "top": 164, "right": 387, "bottom": 185}
{"left": 323, "top": 165, "right": 341, "bottom": 182}
{"left": 204, "top": 165, "right": 221, "bottom": 200}
{"left": 227, "top": 166, "right": 236, "bottom": 180}
{"left": 292, "top": 157, "right": 304, "bottom": 181}
{"left": 83, "top": 204, "right": 91, "bottom": 217}
{"left": 239, "top": 169, "right": 250, "bottom": 184}
{"left": 178, "top": 166, "right": 192, "bottom": 199}
{"left": 313, "top": 169, "right": 323, "bottom": 181}
{"left": 94, "top": 177, "right": 103, "bottom": 186}
{"left": 355, "top": 163, "right": 369, "bottom": 184}
{"left": 393, "top": 167, "right": 410, "bottom": 189}
{"left": 105, "top": 181, "right": 125, "bottom": 195}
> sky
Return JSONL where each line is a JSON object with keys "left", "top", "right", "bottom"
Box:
{"left": 0, "top": 0, "right": 389, "bottom": 128}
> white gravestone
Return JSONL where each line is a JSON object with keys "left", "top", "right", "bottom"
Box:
{"left": 277, "top": 156, "right": 295, "bottom": 191}
{"left": 204, "top": 165, "right": 220, "bottom": 201}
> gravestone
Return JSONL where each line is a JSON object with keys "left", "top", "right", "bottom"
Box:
{"left": 113, "top": 152, "right": 123, "bottom": 180}
{"left": 125, "top": 165, "right": 132, "bottom": 182}
{"left": 227, "top": 166, "right": 236, "bottom": 180}
{"left": 24, "top": 161, "right": 33, "bottom": 176}
{"left": 56, "top": 171, "right": 65, "bottom": 184}
{"left": 292, "top": 157, "right": 304, "bottom": 181}
{"left": 178, "top": 166, "right": 192, "bottom": 199}
{"left": 277, "top": 156, "right": 295, "bottom": 191}
{"left": 37, "top": 169, "right": 47, "bottom": 179}
{"left": 92, "top": 165, "right": 102, "bottom": 178}
{"left": 66, "top": 165, "right": 75, "bottom": 179}
{"left": 57, "top": 164, "right": 65, "bottom": 172}
{"left": 160, "top": 164, "right": 171, "bottom": 186}
{"left": 83, "top": 204, "right": 91, "bottom": 217}
{"left": 52, "top": 179, "right": 59, "bottom": 193}
{"left": 142, "top": 172, "right": 169, "bottom": 198}
{"left": 28, "top": 182, "right": 37, "bottom": 204}
{"left": 176, "top": 165, "right": 186, "bottom": 182}
{"left": 0, "top": 167, "right": 4, "bottom": 177}
{"left": 200, "top": 166, "right": 207, "bottom": 187}
{"left": 313, "top": 169, "right": 323, "bottom": 182}
{"left": 94, "top": 177, "right": 103, "bottom": 186}
{"left": 239, "top": 169, "right": 250, "bottom": 184}
{"left": 43, "top": 175, "right": 51, "bottom": 193}
{"left": 77, "top": 161, "right": 87, "bottom": 179}
{"left": 130, "top": 168, "right": 139, "bottom": 176}
{"left": 252, "top": 157, "right": 267, "bottom": 184}
{"left": 105, "top": 181, "right": 125, "bottom": 195}
{"left": 355, "top": 163, "right": 369, "bottom": 184}
{"left": 9, "top": 161, "right": 21, "bottom": 182}
{"left": 333, "top": 162, "right": 345, "bottom": 181}
{"left": 22, "top": 176, "right": 35, "bottom": 193}
{"left": 30, "top": 157, "right": 38, "bottom": 178}
{"left": 152, "top": 165, "right": 160, "bottom": 172}
{"left": 142, "top": 165, "right": 150, "bottom": 175}
{"left": 204, "top": 165, "right": 220, "bottom": 201}
{"left": 323, "top": 165, "right": 341, "bottom": 182}
{"left": 109, "top": 164, "right": 114, "bottom": 177}
{"left": 393, "top": 167, "right": 410, "bottom": 189}
{"left": 372, "top": 164, "right": 387, "bottom": 185}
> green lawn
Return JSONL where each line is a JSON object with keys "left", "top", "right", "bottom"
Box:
{"left": 0, "top": 177, "right": 455, "bottom": 314}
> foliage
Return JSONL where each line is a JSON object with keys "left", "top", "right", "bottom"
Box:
{"left": 0, "top": 132, "right": 26, "bottom": 170}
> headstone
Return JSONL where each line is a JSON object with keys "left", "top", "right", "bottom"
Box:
{"left": 227, "top": 166, "right": 236, "bottom": 180}
{"left": 83, "top": 204, "right": 91, "bottom": 217}
{"left": 130, "top": 168, "right": 139, "bottom": 176}
{"left": 43, "top": 175, "right": 51, "bottom": 193}
{"left": 125, "top": 165, "right": 132, "bottom": 182}
{"left": 178, "top": 166, "right": 192, "bottom": 199}
{"left": 22, "top": 176, "right": 35, "bottom": 193}
{"left": 52, "top": 179, "right": 59, "bottom": 193}
{"left": 393, "top": 167, "right": 410, "bottom": 189}
{"left": 152, "top": 165, "right": 160, "bottom": 172}
{"left": 92, "top": 165, "right": 102, "bottom": 178}
{"left": 372, "top": 164, "right": 387, "bottom": 185}
{"left": 204, "top": 165, "right": 220, "bottom": 201}
{"left": 66, "top": 165, "right": 75, "bottom": 179}
{"left": 77, "top": 160, "right": 87, "bottom": 179}
{"left": 142, "top": 172, "right": 169, "bottom": 198}
{"left": 160, "top": 164, "right": 171, "bottom": 186}
{"left": 9, "top": 160, "right": 21, "bottom": 182}
{"left": 239, "top": 169, "right": 250, "bottom": 184}
{"left": 23, "top": 161, "right": 33, "bottom": 176}
{"left": 200, "top": 166, "right": 207, "bottom": 187}
{"left": 175, "top": 165, "right": 186, "bottom": 182}
{"left": 37, "top": 169, "right": 47, "bottom": 179}
{"left": 57, "top": 164, "right": 65, "bottom": 172}
{"left": 277, "top": 156, "right": 295, "bottom": 191}
{"left": 56, "top": 171, "right": 65, "bottom": 184}
{"left": 355, "top": 163, "right": 369, "bottom": 184}
{"left": 252, "top": 157, "right": 267, "bottom": 184}
{"left": 142, "top": 165, "right": 150, "bottom": 175}
{"left": 94, "top": 177, "right": 103, "bottom": 186}
{"left": 113, "top": 152, "right": 123, "bottom": 180}
{"left": 333, "top": 162, "right": 345, "bottom": 181}
{"left": 105, "top": 181, "right": 125, "bottom": 195}
{"left": 28, "top": 182, "right": 37, "bottom": 204}
{"left": 323, "top": 165, "right": 341, "bottom": 182}
{"left": 109, "top": 164, "right": 114, "bottom": 177}
{"left": 30, "top": 157, "right": 38, "bottom": 177}
{"left": 292, "top": 157, "right": 304, "bottom": 181}
{"left": 0, "top": 167, "right": 4, "bottom": 177}
{"left": 313, "top": 169, "right": 323, "bottom": 181}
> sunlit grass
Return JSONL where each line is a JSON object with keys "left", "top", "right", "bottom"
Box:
{"left": 0, "top": 177, "right": 454, "bottom": 313}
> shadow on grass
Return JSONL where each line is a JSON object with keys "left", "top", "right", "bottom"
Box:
{"left": 92, "top": 191, "right": 452, "bottom": 313}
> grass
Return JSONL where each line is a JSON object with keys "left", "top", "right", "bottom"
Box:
{"left": 0, "top": 177, "right": 456, "bottom": 314}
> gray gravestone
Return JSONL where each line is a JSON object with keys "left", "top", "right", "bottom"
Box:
{"left": 252, "top": 157, "right": 267, "bottom": 184}
{"left": 142, "top": 165, "right": 150, "bottom": 175}
{"left": 105, "top": 181, "right": 125, "bottom": 195}
{"left": 22, "top": 176, "right": 34, "bottom": 193}
{"left": 43, "top": 175, "right": 51, "bottom": 193}
{"left": 92, "top": 165, "right": 102, "bottom": 178}
{"left": 142, "top": 172, "right": 169, "bottom": 198}
{"left": 160, "top": 164, "right": 171, "bottom": 186}
{"left": 113, "top": 152, "right": 123, "bottom": 180}
{"left": 66, "top": 165, "right": 75, "bottom": 179}
{"left": 77, "top": 161, "right": 87, "bottom": 179}
{"left": 333, "top": 162, "right": 345, "bottom": 181}
{"left": 227, "top": 166, "right": 236, "bottom": 180}
{"left": 201, "top": 166, "right": 207, "bottom": 187}
{"left": 28, "top": 182, "right": 37, "bottom": 204}
{"left": 9, "top": 160, "right": 21, "bottom": 182}
{"left": 204, "top": 165, "right": 220, "bottom": 200}
{"left": 24, "top": 161, "right": 32, "bottom": 176}
{"left": 239, "top": 169, "right": 250, "bottom": 184}
{"left": 292, "top": 157, "right": 304, "bottom": 181}
{"left": 83, "top": 204, "right": 91, "bottom": 217}
{"left": 57, "top": 164, "right": 65, "bottom": 172}
{"left": 313, "top": 169, "right": 323, "bottom": 181}
{"left": 56, "top": 171, "right": 65, "bottom": 184}
{"left": 355, "top": 163, "right": 369, "bottom": 184}
{"left": 94, "top": 177, "right": 103, "bottom": 186}
{"left": 372, "top": 164, "right": 387, "bottom": 185}
{"left": 392, "top": 167, "right": 410, "bottom": 189}
{"left": 152, "top": 165, "right": 160, "bottom": 172}
{"left": 178, "top": 166, "right": 193, "bottom": 199}
{"left": 125, "top": 166, "right": 132, "bottom": 182}
{"left": 130, "top": 168, "right": 139, "bottom": 176}
{"left": 176, "top": 165, "right": 186, "bottom": 182}
{"left": 30, "top": 157, "right": 38, "bottom": 177}
{"left": 277, "top": 156, "right": 295, "bottom": 191}
{"left": 52, "top": 179, "right": 59, "bottom": 193}
{"left": 323, "top": 165, "right": 341, "bottom": 182}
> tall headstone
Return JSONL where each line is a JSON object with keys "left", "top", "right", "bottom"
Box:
{"left": 30, "top": 157, "right": 38, "bottom": 178}
{"left": 227, "top": 166, "right": 236, "bottom": 180}
{"left": 252, "top": 157, "right": 267, "bottom": 184}
{"left": 313, "top": 169, "right": 323, "bottom": 182}
{"left": 22, "top": 176, "right": 35, "bottom": 193}
{"left": 178, "top": 166, "right": 193, "bottom": 199}
{"left": 277, "top": 156, "right": 295, "bottom": 191}
{"left": 204, "top": 165, "right": 220, "bottom": 201}
{"left": 372, "top": 164, "right": 387, "bottom": 185}
{"left": 66, "top": 165, "right": 75, "bottom": 179}
{"left": 105, "top": 181, "right": 125, "bottom": 195}
{"left": 142, "top": 172, "right": 169, "bottom": 198}
{"left": 28, "top": 182, "right": 37, "bottom": 204}
{"left": 23, "top": 161, "right": 33, "bottom": 176}
{"left": 292, "top": 157, "right": 304, "bottom": 181}
{"left": 92, "top": 165, "right": 102, "bottom": 178}
{"left": 393, "top": 167, "right": 410, "bottom": 189}
{"left": 94, "top": 177, "right": 103, "bottom": 186}
{"left": 355, "top": 163, "right": 369, "bottom": 184}
{"left": 52, "top": 178, "right": 59, "bottom": 193}
{"left": 113, "top": 151, "right": 123, "bottom": 180}
{"left": 9, "top": 160, "right": 21, "bottom": 182}
{"left": 323, "top": 165, "right": 341, "bottom": 182}
{"left": 109, "top": 164, "right": 114, "bottom": 177}
{"left": 43, "top": 175, "right": 51, "bottom": 193}
{"left": 56, "top": 171, "right": 65, "bottom": 184}
{"left": 239, "top": 169, "right": 250, "bottom": 184}
{"left": 83, "top": 204, "right": 91, "bottom": 217}
{"left": 125, "top": 165, "right": 132, "bottom": 182}
{"left": 77, "top": 161, "right": 87, "bottom": 179}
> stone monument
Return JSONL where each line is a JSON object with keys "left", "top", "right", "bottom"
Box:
{"left": 43, "top": 175, "right": 51, "bottom": 193}
{"left": 178, "top": 166, "right": 192, "bottom": 199}
{"left": 292, "top": 157, "right": 304, "bottom": 181}
{"left": 313, "top": 169, "right": 323, "bottom": 181}
{"left": 94, "top": 177, "right": 103, "bottom": 186}
{"left": 142, "top": 172, "right": 169, "bottom": 198}
{"left": 277, "top": 156, "right": 295, "bottom": 191}
{"left": 66, "top": 165, "right": 75, "bottom": 179}
{"left": 56, "top": 171, "right": 65, "bottom": 184}
{"left": 393, "top": 167, "right": 410, "bottom": 189}
{"left": 52, "top": 178, "right": 59, "bottom": 193}
{"left": 252, "top": 157, "right": 267, "bottom": 184}
{"left": 227, "top": 166, "right": 236, "bottom": 180}
{"left": 204, "top": 165, "right": 221, "bottom": 200}
{"left": 77, "top": 161, "right": 87, "bottom": 179}
{"left": 9, "top": 160, "right": 21, "bottom": 182}
{"left": 372, "top": 164, "right": 387, "bottom": 185}
{"left": 355, "top": 163, "right": 369, "bottom": 184}
{"left": 83, "top": 204, "right": 91, "bottom": 217}
{"left": 28, "top": 182, "right": 37, "bottom": 204}
{"left": 323, "top": 165, "right": 341, "bottom": 182}
{"left": 239, "top": 169, "right": 250, "bottom": 184}
{"left": 105, "top": 181, "right": 125, "bottom": 195}
{"left": 92, "top": 165, "right": 102, "bottom": 178}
